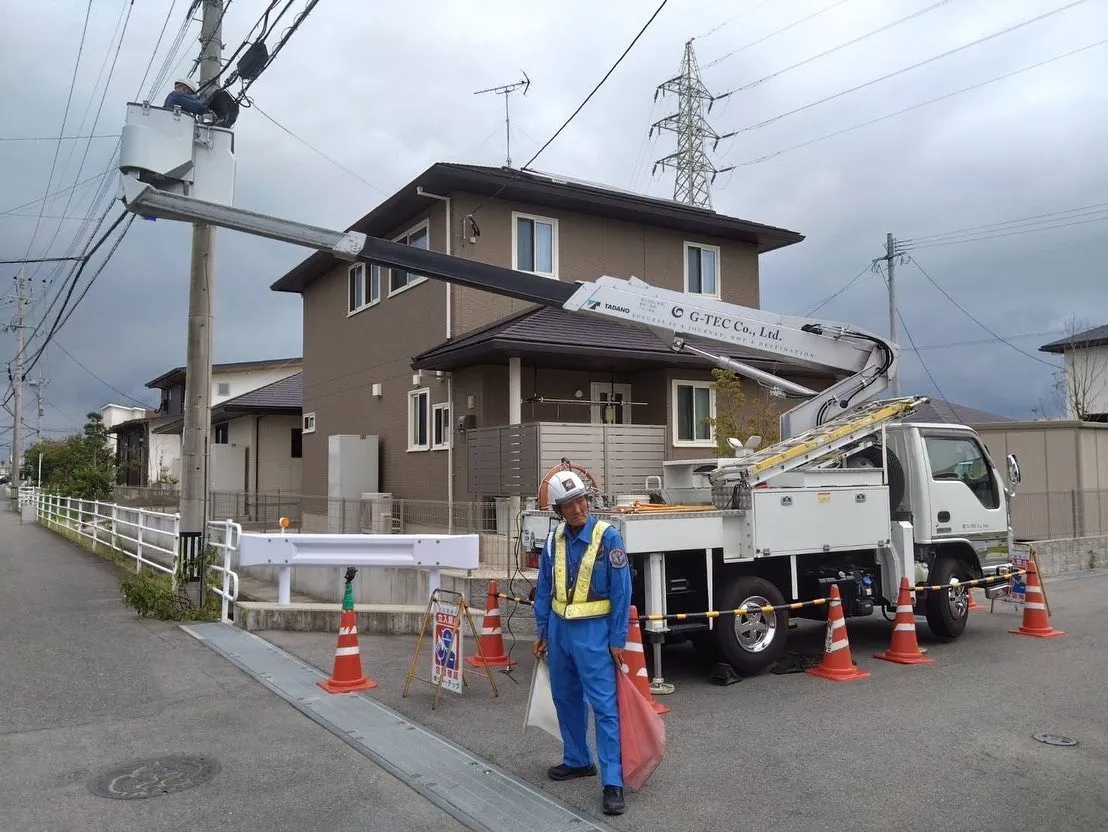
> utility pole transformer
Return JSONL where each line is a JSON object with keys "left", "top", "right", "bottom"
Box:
{"left": 650, "top": 40, "right": 732, "bottom": 209}
{"left": 180, "top": 0, "right": 223, "bottom": 605}
{"left": 884, "top": 233, "right": 900, "bottom": 397}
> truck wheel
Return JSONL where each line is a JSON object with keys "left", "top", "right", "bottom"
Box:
{"left": 924, "top": 556, "right": 971, "bottom": 639}
{"left": 849, "top": 445, "right": 906, "bottom": 510}
{"left": 715, "top": 576, "right": 788, "bottom": 674}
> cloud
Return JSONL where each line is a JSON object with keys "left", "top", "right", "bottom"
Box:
{"left": 3, "top": 0, "right": 1107, "bottom": 454}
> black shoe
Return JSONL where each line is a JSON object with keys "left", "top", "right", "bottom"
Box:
{"left": 603, "top": 786, "right": 625, "bottom": 815}
{"left": 547, "top": 763, "right": 597, "bottom": 781}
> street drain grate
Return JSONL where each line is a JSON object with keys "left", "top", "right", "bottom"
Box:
{"left": 88, "top": 755, "right": 221, "bottom": 800}
{"left": 1033, "top": 733, "right": 1078, "bottom": 747}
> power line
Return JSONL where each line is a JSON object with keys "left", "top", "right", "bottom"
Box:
{"left": 702, "top": 0, "right": 854, "bottom": 70}
{"left": 692, "top": 0, "right": 777, "bottom": 42}
{"left": 904, "top": 255, "right": 1058, "bottom": 369}
{"left": 0, "top": 134, "right": 118, "bottom": 143}
{"left": 0, "top": 172, "right": 110, "bottom": 217}
{"left": 911, "top": 329, "right": 1063, "bottom": 351}
{"left": 726, "top": 37, "right": 1108, "bottom": 167}
{"left": 894, "top": 304, "right": 960, "bottom": 422}
{"left": 799, "top": 263, "right": 877, "bottom": 316}
{"left": 467, "top": 0, "right": 670, "bottom": 223}
{"left": 716, "top": 0, "right": 1090, "bottom": 140}
{"left": 898, "top": 202, "right": 1108, "bottom": 246}
{"left": 897, "top": 213, "right": 1108, "bottom": 251}
{"left": 711, "top": 0, "right": 958, "bottom": 102}
{"left": 53, "top": 341, "right": 151, "bottom": 408}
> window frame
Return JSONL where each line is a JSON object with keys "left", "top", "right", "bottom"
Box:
{"left": 388, "top": 219, "right": 431, "bottom": 297}
{"left": 511, "top": 211, "right": 559, "bottom": 279}
{"left": 347, "top": 262, "right": 382, "bottom": 315}
{"left": 408, "top": 388, "right": 431, "bottom": 452}
{"left": 683, "top": 241, "right": 721, "bottom": 298}
{"left": 922, "top": 433, "right": 1001, "bottom": 510}
{"left": 431, "top": 401, "right": 451, "bottom": 451}
{"left": 216, "top": 381, "right": 231, "bottom": 397}
{"left": 671, "top": 379, "right": 716, "bottom": 448}
{"left": 213, "top": 422, "right": 230, "bottom": 444}
{"left": 290, "top": 428, "right": 303, "bottom": 459}
{"left": 302, "top": 412, "right": 316, "bottom": 434}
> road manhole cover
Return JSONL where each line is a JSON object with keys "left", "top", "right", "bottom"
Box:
{"left": 89, "top": 755, "right": 221, "bottom": 800}
{"left": 1033, "top": 733, "right": 1078, "bottom": 747}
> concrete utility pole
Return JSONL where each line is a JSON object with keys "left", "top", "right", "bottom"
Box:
{"left": 884, "top": 232, "right": 900, "bottom": 397}
{"left": 179, "top": 0, "right": 223, "bottom": 605}
{"left": 8, "top": 272, "right": 27, "bottom": 486}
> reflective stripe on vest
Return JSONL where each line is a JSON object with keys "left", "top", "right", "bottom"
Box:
{"left": 552, "top": 520, "right": 612, "bottom": 620}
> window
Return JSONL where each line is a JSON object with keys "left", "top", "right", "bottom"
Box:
{"left": 684, "top": 242, "right": 720, "bottom": 297}
{"left": 216, "top": 382, "right": 231, "bottom": 397}
{"left": 923, "top": 435, "right": 1000, "bottom": 510}
{"left": 347, "top": 262, "right": 381, "bottom": 314}
{"left": 213, "top": 422, "right": 229, "bottom": 444}
{"left": 408, "top": 388, "right": 430, "bottom": 451}
{"left": 389, "top": 221, "right": 430, "bottom": 295}
{"left": 290, "top": 428, "right": 303, "bottom": 459}
{"left": 302, "top": 412, "right": 316, "bottom": 434}
{"left": 513, "top": 212, "right": 558, "bottom": 278}
{"left": 672, "top": 380, "right": 715, "bottom": 446}
{"left": 432, "top": 402, "right": 451, "bottom": 450}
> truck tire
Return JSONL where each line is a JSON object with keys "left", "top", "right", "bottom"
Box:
{"left": 715, "top": 575, "right": 788, "bottom": 674}
{"left": 849, "top": 444, "right": 906, "bottom": 511}
{"left": 924, "top": 556, "right": 971, "bottom": 639}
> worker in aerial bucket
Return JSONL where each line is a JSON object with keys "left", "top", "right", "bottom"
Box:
{"left": 163, "top": 79, "right": 210, "bottom": 117}
{"left": 533, "top": 470, "right": 632, "bottom": 816}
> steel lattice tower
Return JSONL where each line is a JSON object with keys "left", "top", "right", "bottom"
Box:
{"left": 650, "top": 40, "right": 732, "bottom": 209}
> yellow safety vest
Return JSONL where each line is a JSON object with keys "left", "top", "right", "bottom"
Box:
{"left": 551, "top": 520, "right": 612, "bottom": 620}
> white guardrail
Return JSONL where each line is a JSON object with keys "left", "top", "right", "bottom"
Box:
{"left": 20, "top": 487, "right": 240, "bottom": 622}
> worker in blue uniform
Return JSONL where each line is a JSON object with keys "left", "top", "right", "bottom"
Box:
{"left": 533, "top": 470, "right": 632, "bottom": 816}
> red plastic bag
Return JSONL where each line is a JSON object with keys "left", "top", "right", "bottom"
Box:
{"left": 616, "top": 668, "right": 666, "bottom": 791}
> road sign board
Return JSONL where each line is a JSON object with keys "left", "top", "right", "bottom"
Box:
{"left": 432, "top": 602, "right": 463, "bottom": 695}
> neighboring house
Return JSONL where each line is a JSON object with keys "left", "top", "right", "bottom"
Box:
{"left": 271, "top": 161, "right": 831, "bottom": 508}
{"left": 1039, "top": 324, "right": 1108, "bottom": 422}
{"left": 152, "top": 371, "right": 303, "bottom": 494}
{"left": 108, "top": 357, "right": 301, "bottom": 487}
{"left": 901, "top": 397, "right": 1013, "bottom": 426}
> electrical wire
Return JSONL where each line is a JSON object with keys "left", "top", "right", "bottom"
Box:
{"left": 53, "top": 340, "right": 151, "bottom": 408}
{"left": 897, "top": 204, "right": 1108, "bottom": 249}
{"left": 467, "top": 0, "right": 670, "bottom": 223}
{"left": 692, "top": 0, "right": 778, "bottom": 42}
{"left": 712, "top": 0, "right": 959, "bottom": 102}
{"left": 702, "top": 0, "right": 854, "bottom": 70}
{"left": 235, "top": 0, "right": 321, "bottom": 102}
{"left": 799, "top": 263, "right": 876, "bottom": 316}
{"left": 727, "top": 37, "right": 1108, "bottom": 167}
{"left": 717, "top": 0, "right": 1090, "bottom": 139}
{"left": 904, "top": 255, "right": 1058, "bottom": 369}
{"left": 893, "top": 303, "right": 960, "bottom": 423}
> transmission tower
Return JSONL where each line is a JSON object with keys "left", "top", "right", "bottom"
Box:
{"left": 650, "top": 40, "right": 732, "bottom": 209}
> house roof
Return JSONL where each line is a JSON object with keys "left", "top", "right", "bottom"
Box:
{"left": 145, "top": 357, "right": 302, "bottom": 389}
{"left": 106, "top": 413, "right": 179, "bottom": 434}
{"left": 152, "top": 372, "right": 303, "bottom": 434}
{"left": 1039, "top": 323, "right": 1108, "bottom": 354}
{"left": 270, "top": 162, "right": 805, "bottom": 294}
{"left": 901, "top": 397, "right": 1014, "bottom": 425}
{"left": 411, "top": 305, "right": 839, "bottom": 376}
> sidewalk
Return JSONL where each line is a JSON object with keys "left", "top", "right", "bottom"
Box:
{"left": 0, "top": 508, "right": 464, "bottom": 832}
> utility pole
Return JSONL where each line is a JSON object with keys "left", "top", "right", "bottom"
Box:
{"left": 9, "top": 271, "right": 26, "bottom": 486}
{"left": 473, "top": 73, "right": 531, "bottom": 167}
{"left": 651, "top": 40, "right": 732, "bottom": 209}
{"left": 27, "top": 377, "right": 48, "bottom": 443}
{"left": 180, "top": 0, "right": 223, "bottom": 605}
{"left": 884, "top": 232, "right": 900, "bottom": 396}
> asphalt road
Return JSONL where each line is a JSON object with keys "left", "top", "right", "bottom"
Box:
{"left": 266, "top": 569, "right": 1108, "bottom": 832}
{"left": 0, "top": 508, "right": 464, "bottom": 832}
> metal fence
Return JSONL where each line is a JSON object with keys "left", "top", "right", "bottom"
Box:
{"left": 1011, "top": 489, "right": 1108, "bottom": 541}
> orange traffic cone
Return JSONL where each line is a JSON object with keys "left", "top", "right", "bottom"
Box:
{"left": 806, "top": 584, "right": 870, "bottom": 682}
{"left": 967, "top": 584, "right": 981, "bottom": 612}
{"left": 874, "top": 577, "right": 934, "bottom": 665}
{"left": 318, "top": 608, "right": 378, "bottom": 694}
{"left": 466, "top": 580, "right": 515, "bottom": 669}
{"left": 1010, "top": 560, "right": 1063, "bottom": 639}
{"left": 622, "top": 605, "right": 670, "bottom": 715}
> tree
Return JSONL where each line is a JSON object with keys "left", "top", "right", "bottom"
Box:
{"left": 20, "top": 411, "right": 117, "bottom": 499}
{"left": 1033, "top": 316, "right": 1107, "bottom": 421}
{"left": 707, "top": 368, "right": 782, "bottom": 455}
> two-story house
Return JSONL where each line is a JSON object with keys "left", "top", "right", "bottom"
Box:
{"left": 1040, "top": 324, "right": 1108, "bottom": 422}
{"left": 271, "top": 162, "right": 833, "bottom": 518}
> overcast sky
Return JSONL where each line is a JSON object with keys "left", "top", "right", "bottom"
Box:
{"left": 2, "top": 0, "right": 1106, "bottom": 454}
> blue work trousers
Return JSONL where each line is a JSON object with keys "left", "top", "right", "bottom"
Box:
{"left": 547, "top": 613, "right": 623, "bottom": 788}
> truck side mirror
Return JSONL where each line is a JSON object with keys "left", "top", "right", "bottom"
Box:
{"left": 1005, "top": 453, "right": 1021, "bottom": 490}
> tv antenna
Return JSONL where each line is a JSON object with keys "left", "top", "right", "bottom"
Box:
{"left": 474, "top": 72, "right": 531, "bottom": 167}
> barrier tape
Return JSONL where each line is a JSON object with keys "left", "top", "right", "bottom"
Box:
{"left": 499, "top": 571, "right": 1026, "bottom": 623}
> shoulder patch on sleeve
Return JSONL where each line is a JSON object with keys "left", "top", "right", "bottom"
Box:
{"left": 608, "top": 547, "right": 628, "bottom": 569}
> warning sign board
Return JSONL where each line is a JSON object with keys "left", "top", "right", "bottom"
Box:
{"left": 431, "top": 601, "right": 463, "bottom": 694}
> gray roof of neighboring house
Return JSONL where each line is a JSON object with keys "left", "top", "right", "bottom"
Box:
{"left": 901, "top": 397, "right": 1013, "bottom": 425}
{"left": 152, "top": 373, "right": 303, "bottom": 434}
{"left": 1039, "top": 324, "right": 1108, "bottom": 354}
{"left": 146, "top": 357, "right": 302, "bottom": 389}
{"left": 271, "top": 162, "right": 805, "bottom": 294}
{"left": 411, "top": 306, "right": 839, "bottom": 376}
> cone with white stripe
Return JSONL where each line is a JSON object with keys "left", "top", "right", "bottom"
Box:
{"left": 622, "top": 605, "right": 670, "bottom": 715}
{"left": 806, "top": 584, "right": 870, "bottom": 682}
{"left": 874, "top": 577, "right": 934, "bottom": 665}
{"left": 319, "top": 607, "right": 378, "bottom": 694}
{"left": 466, "top": 581, "right": 515, "bottom": 668}
{"left": 1010, "top": 560, "right": 1064, "bottom": 639}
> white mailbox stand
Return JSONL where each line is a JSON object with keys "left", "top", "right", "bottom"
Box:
{"left": 238, "top": 532, "right": 481, "bottom": 605}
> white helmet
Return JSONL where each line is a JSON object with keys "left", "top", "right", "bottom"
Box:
{"left": 174, "top": 78, "right": 196, "bottom": 94}
{"left": 547, "top": 470, "right": 588, "bottom": 507}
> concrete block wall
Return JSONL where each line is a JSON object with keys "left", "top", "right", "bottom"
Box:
{"left": 1032, "top": 535, "right": 1108, "bottom": 576}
